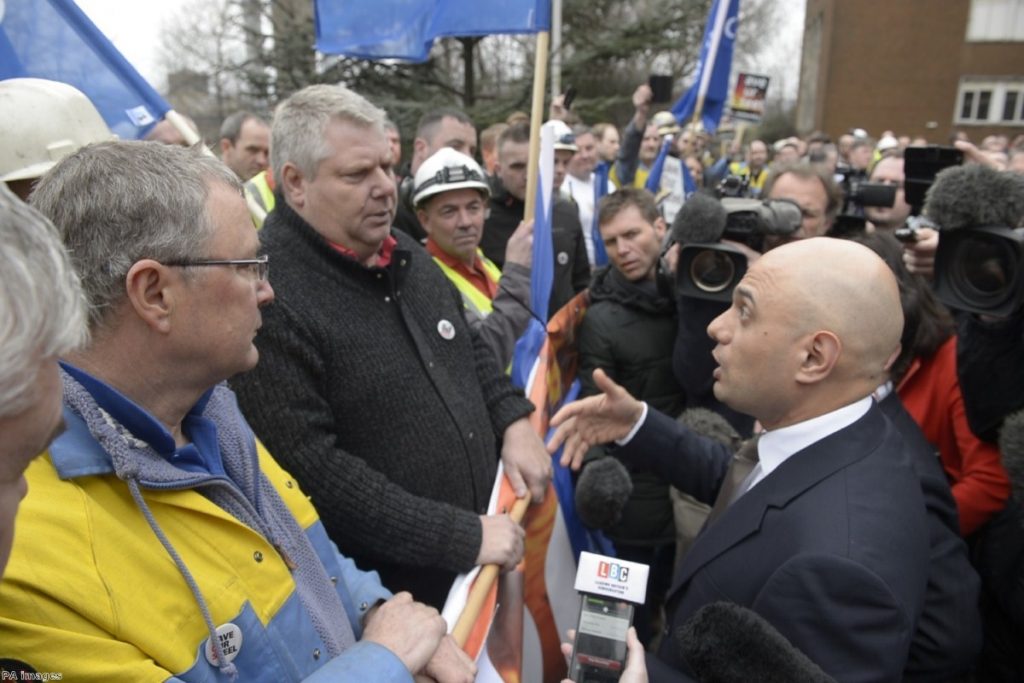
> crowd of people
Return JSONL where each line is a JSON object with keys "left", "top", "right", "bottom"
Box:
{"left": 0, "top": 71, "right": 1022, "bottom": 683}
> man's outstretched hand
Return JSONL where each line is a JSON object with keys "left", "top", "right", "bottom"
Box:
{"left": 547, "top": 369, "right": 644, "bottom": 470}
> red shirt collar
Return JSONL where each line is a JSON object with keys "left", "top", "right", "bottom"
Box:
{"left": 426, "top": 239, "right": 499, "bottom": 299}
{"left": 328, "top": 234, "right": 398, "bottom": 267}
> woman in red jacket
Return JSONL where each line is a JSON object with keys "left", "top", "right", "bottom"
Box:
{"left": 857, "top": 231, "right": 1010, "bottom": 536}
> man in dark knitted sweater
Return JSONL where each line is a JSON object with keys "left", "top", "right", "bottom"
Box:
{"left": 232, "top": 84, "right": 552, "bottom": 610}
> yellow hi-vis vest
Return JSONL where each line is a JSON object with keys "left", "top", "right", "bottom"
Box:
{"left": 245, "top": 170, "right": 276, "bottom": 228}
{"left": 432, "top": 250, "right": 502, "bottom": 318}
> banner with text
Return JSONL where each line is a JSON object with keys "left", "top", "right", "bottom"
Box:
{"left": 729, "top": 73, "right": 770, "bottom": 124}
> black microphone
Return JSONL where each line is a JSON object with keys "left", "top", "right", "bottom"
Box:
{"left": 999, "top": 408, "right": 1024, "bottom": 503}
{"left": 671, "top": 190, "right": 728, "bottom": 245}
{"left": 574, "top": 408, "right": 742, "bottom": 530}
{"left": 574, "top": 457, "right": 633, "bottom": 530}
{"left": 924, "top": 163, "right": 1024, "bottom": 231}
{"left": 676, "top": 601, "right": 836, "bottom": 683}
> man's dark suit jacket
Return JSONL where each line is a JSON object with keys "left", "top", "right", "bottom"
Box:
{"left": 621, "top": 402, "right": 932, "bottom": 682}
{"left": 878, "top": 393, "right": 981, "bottom": 680}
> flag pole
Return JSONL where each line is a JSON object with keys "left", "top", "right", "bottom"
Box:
{"left": 524, "top": 29, "right": 550, "bottom": 219}
{"left": 451, "top": 10, "right": 549, "bottom": 653}
{"left": 451, "top": 493, "right": 532, "bottom": 647}
{"left": 165, "top": 109, "right": 267, "bottom": 224}
{"left": 688, "top": 0, "right": 730, "bottom": 134}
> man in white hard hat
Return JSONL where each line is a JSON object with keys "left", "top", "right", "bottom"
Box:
{"left": 414, "top": 148, "right": 534, "bottom": 367}
{"left": 646, "top": 110, "right": 691, "bottom": 223}
{"left": 0, "top": 78, "right": 113, "bottom": 199}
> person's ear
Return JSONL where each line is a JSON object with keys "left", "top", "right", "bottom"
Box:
{"left": 653, "top": 216, "right": 667, "bottom": 240}
{"left": 795, "top": 330, "right": 841, "bottom": 385}
{"left": 219, "top": 138, "right": 232, "bottom": 158}
{"left": 416, "top": 206, "right": 432, "bottom": 236}
{"left": 412, "top": 137, "right": 429, "bottom": 167}
{"left": 124, "top": 260, "right": 178, "bottom": 334}
{"left": 281, "top": 163, "right": 306, "bottom": 208}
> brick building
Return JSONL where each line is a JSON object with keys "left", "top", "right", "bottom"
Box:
{"left": 796, "top": 0, "right": 1024, "bottom": 142}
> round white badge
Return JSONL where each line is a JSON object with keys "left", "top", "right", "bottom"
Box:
{"left": 204, "top": 622, "right": 243, "bottom": 666}
{"left": 437, "top": 319, "right": 456, "bottom": 340}
{"left": 557, "top": 251, "right": 569, "bottom": 265}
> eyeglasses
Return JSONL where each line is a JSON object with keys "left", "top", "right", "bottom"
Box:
{"left": 163, "top": 255, "right": 269, "bottom": 282}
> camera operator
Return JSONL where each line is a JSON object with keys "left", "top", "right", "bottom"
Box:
{"left": 762, "top": 161, "right": 842, "bottom": 243}
{"left": 668, "top": 192, "right": 758, "bottom": 436}
{"left": 848, "top": 137, "right": 875, "bottom": 173}
{"left": 912, "top": 161, "right": 1024, "bottom": 682}
{"left": 907, "top": 162, "right": 1024, "bottom": 442}
{"left": 865, "top": 154, "right": 913, "bottom": 233}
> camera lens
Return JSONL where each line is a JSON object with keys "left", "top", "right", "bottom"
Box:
{"left": 951, "top": 234, "right": 1017, "bottom": 305}
{"left": 689, "top": 249, "right": 736, "bottom": 293}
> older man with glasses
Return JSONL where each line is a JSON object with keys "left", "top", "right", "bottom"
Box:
{"left": 0, "top": 140, "right": 474, "bottom": 682}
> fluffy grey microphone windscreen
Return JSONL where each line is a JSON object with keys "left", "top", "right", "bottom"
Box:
{"left": 677, "top": 601, "right": 836, "bottom": 683}
{"left": 671, "top": 191, "right": 729, "bottom": 245}
{"left": 575, "top": 457, "right": 633, "bottom": 530}
{"left": 925, "top": 163, "right": 1024, "bottom": 232}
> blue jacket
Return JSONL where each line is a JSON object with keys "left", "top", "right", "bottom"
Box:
{"left": 0, "top": 383, "right": 410, "bottom": 682}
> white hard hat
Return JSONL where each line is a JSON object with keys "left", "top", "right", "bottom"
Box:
{"left": 877, "top": 135, "right": 900, "bottom": 152}
{"left": 651, "top": 111, "right": 681, "bottom": 137}
{"left": 413, "top": 147, "right": 490, "bottom": 207}
{"left": 0, "top": 78, "right": 114, "bottom": 182}
{"left": 544, "top": 119, "right": 578, "bottom": 152}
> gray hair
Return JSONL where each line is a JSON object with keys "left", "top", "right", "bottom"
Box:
{"left": 571, "top": 124, "right": 594, "bottom": 139}
{"left": 30, "top": 140, "right": 242, "bottom": 331}
{"left": 415, "top": 107, "right": 473, "bottom": 142}
{"left": 0, "top": 185, "right": 88, "bottom": 417}
{"left": 763, "top": 160, "right": 843, "bottom": 222}
{"left": 219, "top": 110, "right": 268, "bottom": 143}
{"left": 270, "top": 84, "right": 388, "bottom": 188}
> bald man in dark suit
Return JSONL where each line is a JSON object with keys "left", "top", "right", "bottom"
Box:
{"left": 551, "top": 238, "right": 939, "bottom": 682}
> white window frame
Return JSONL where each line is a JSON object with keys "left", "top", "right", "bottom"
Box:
{"left": 966, "top": 0, "right": 1024, "bottom": 42}
{"left": 955, "top": 78, "right": 1024, "bottom": 125}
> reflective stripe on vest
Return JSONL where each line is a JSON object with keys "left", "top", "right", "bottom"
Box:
{"left": 432, "top": 251, "right": 502, "bottom": 318}
{"left": 245, "top": 171, "right": 276, "bottom": 227}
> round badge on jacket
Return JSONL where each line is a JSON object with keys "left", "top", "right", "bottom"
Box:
{"left": 204, "top": 623, "right": 243, "bottom": 666}
{"left": 557, "top": 251, "right": 569, "bottom": 265}
{"left": 437, "top": 319, "right": 456, "bottom": 340}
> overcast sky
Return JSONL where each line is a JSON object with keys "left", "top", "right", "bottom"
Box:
{"left": 76, "top": 0, "right": 182, "bottom": 85}
{"left": 76, "top": 0, "right": 804, "bottom": 101}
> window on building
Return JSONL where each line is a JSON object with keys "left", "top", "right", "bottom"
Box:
{"left": 967, "top": 0, "right": 1024, "bottom": 41}
{"left": 956, "top": 80, "right": 1024, "bottom": 124}
{"left": 1004, "top": 91, "right": 1020, "bottom": 121}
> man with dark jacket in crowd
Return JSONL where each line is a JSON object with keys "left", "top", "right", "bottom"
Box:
{"left": 481, "top": 122, "right": 589, "bottom": 317}
{"left": 576, "top": 187, "right": 685, "bottom": 644}
{"left": 232, "top": 85, "right": 551, "bottom": 611}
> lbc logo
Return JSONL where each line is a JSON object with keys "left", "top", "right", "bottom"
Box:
{"left": 597, "top": 561, "right": 629, "bottom": 582}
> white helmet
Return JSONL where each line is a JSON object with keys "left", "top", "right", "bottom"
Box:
{"left": 413, "top": 147, "right": 490, "bottom": 208}
{"left": 0, "top": 78, "right": 114, "bottom": 183}
{"left": 545, "top": 119, "right": 577, "bottom": 152}
{"left": 651, "top": 111, "right": 681, "bottom": 137}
